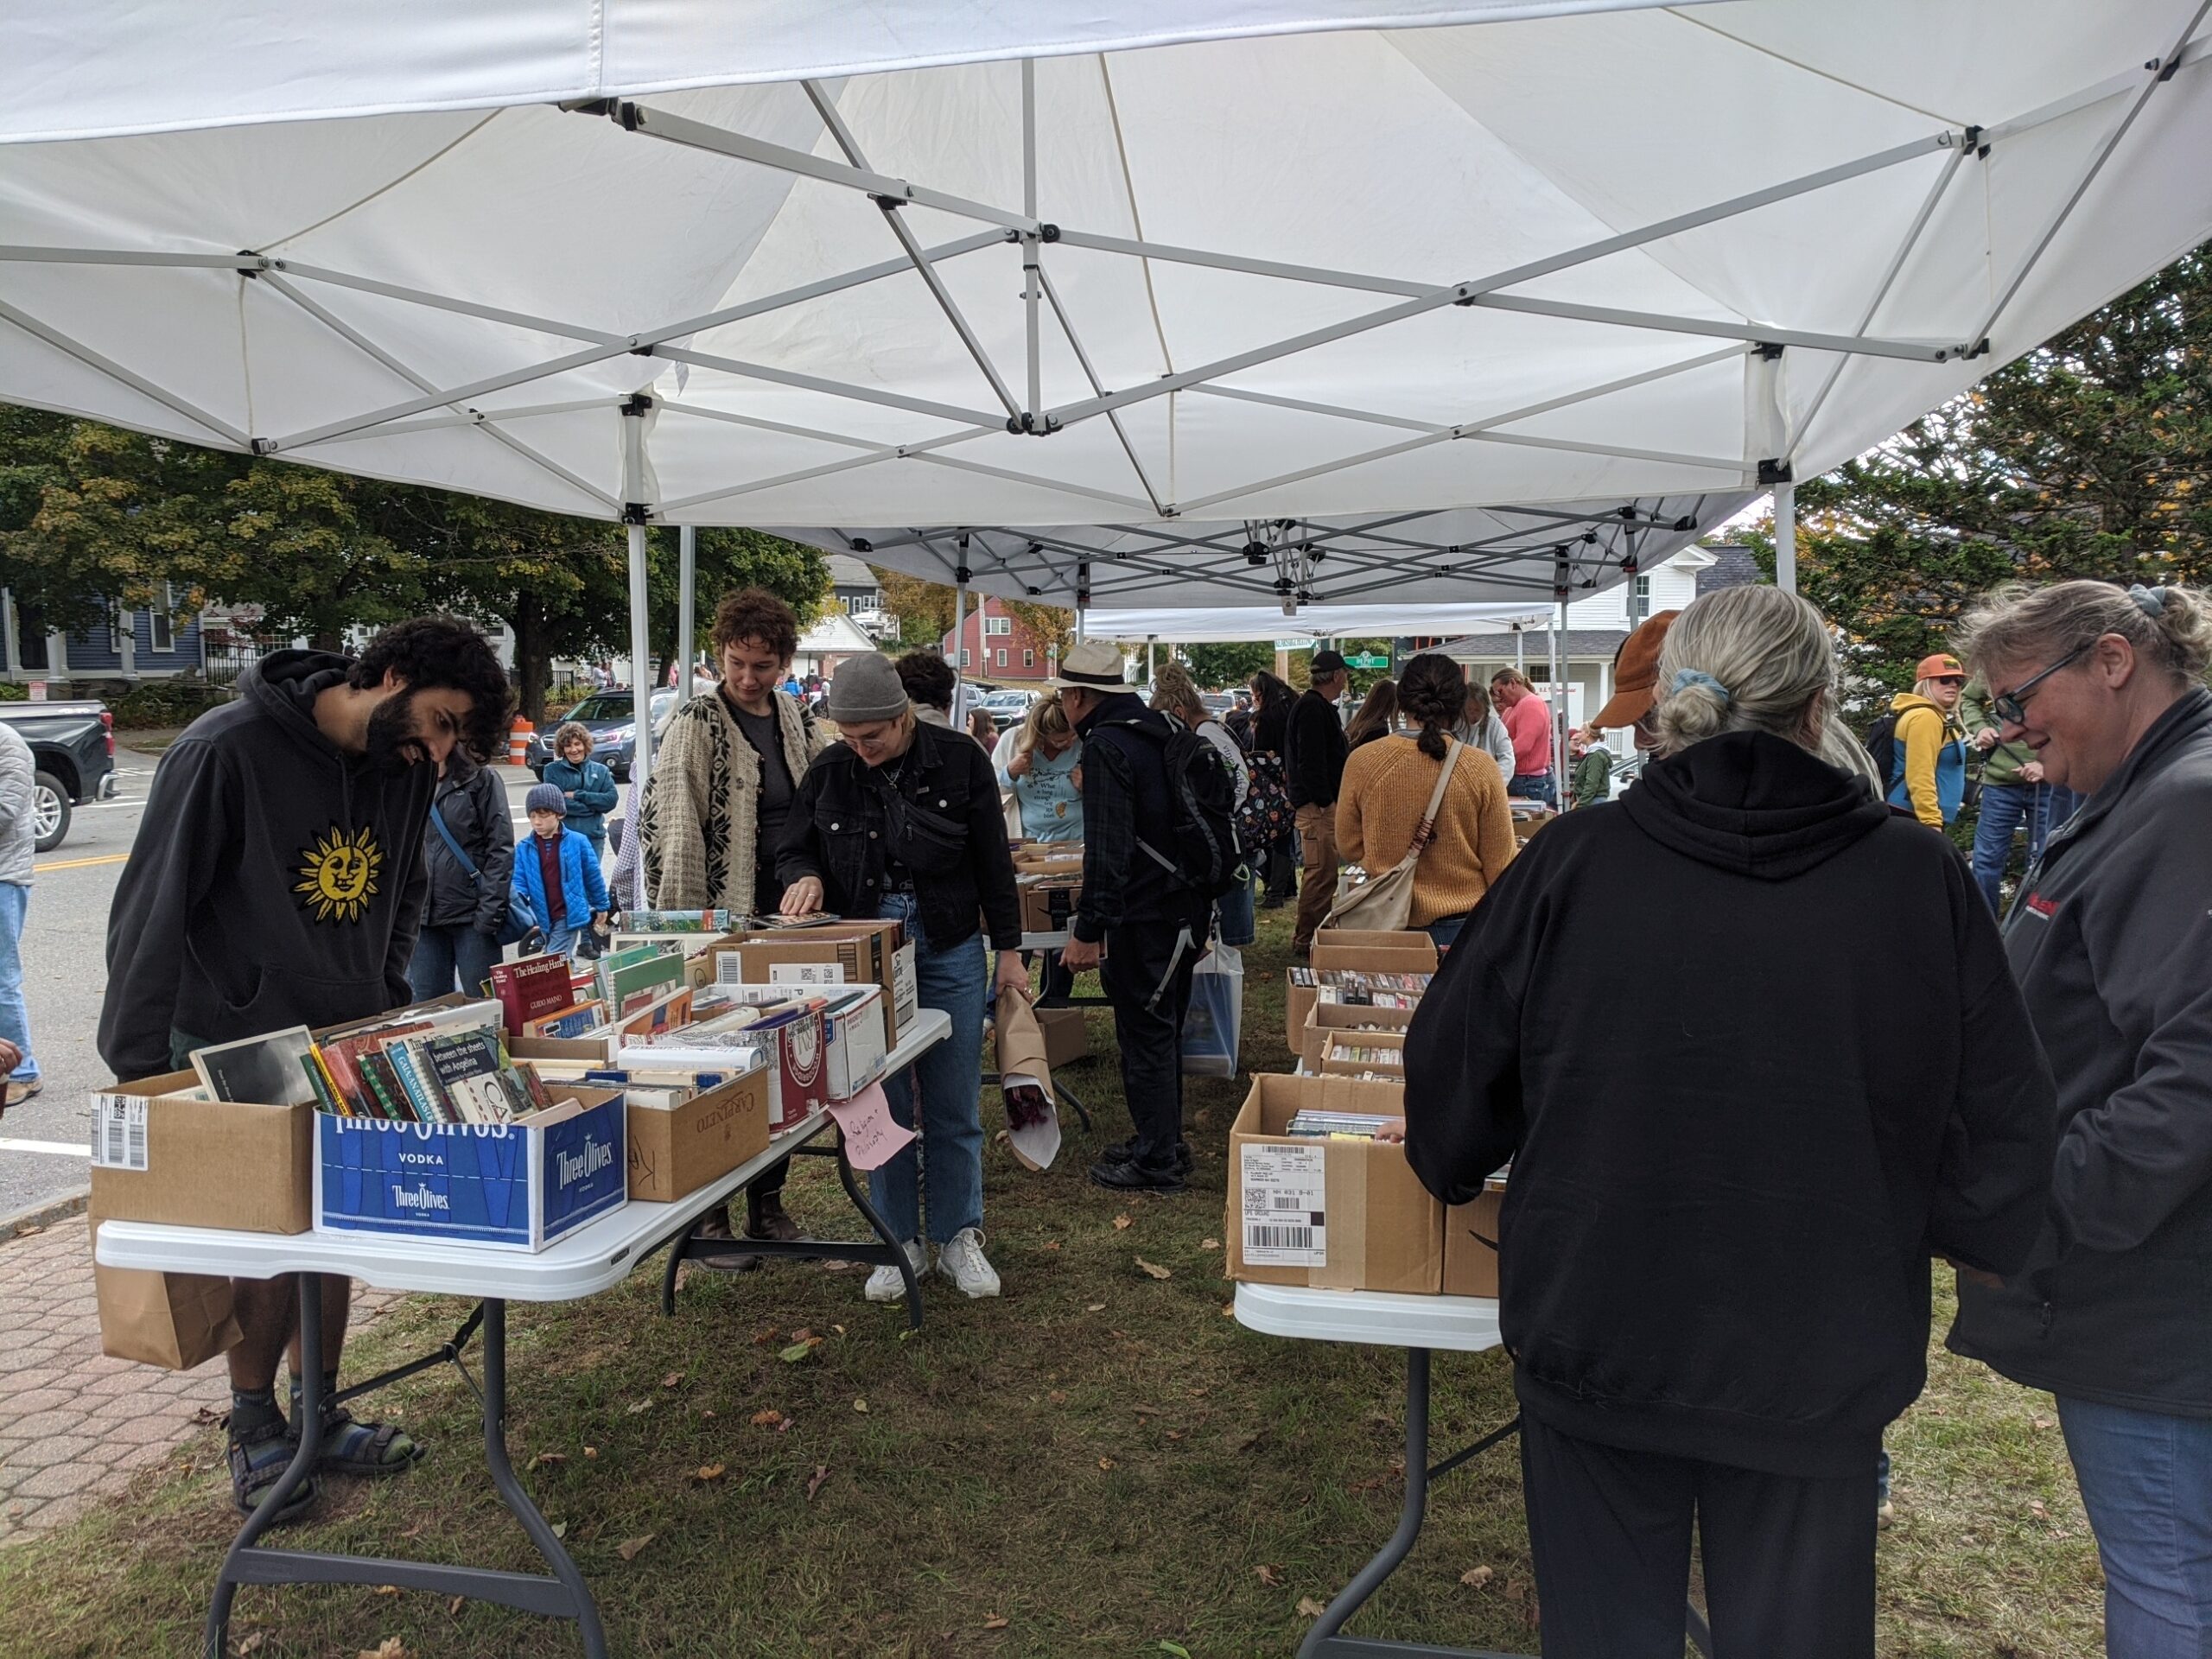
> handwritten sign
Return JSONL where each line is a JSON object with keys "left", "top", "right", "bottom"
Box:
{"left": 825, "top": 1082, "right": 913, "bottom": 1171}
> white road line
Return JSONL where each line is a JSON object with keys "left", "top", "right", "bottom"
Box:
{"left": 0, "top": 1136, "right": 87, "bottom": 1158}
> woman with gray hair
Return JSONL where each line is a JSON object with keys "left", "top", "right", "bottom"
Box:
{"left": 1944, "top": 579, "right": 2212, "bottom": 1656}
{"left": 1402, "top": 583, "right": 2055, "bottom": 1658}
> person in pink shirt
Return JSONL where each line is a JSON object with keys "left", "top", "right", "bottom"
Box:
{"left": 1491, "top": 669, "right": 1558, "bottom": 809}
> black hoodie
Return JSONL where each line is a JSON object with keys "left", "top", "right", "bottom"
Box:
{"left": 1404, "top": 730, "right": 2056, "bottom": 1477}
{"left": 99, "top": 650, "right": 435, "bottom": 1082}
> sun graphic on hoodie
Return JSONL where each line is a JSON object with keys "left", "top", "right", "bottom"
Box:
{"left": 294, "top": 825, "right": 382, "bottom": 924}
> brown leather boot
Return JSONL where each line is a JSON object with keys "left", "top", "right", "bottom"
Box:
{"left": 746, "top": 1190, "right": 802, "bottom": 1243}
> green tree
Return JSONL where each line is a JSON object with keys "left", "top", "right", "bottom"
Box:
{"left": 1180, "top": 640, "right": 1274, "bottom": 688}
{"left": 870, "top": 567, "right": 957, "bottom": 652}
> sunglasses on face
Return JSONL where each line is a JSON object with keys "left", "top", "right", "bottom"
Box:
{"left": 1991, "top": 641, "right": 2093, "bottom": 726}
{"left": 1931, "top": 675, "right": 1966, "bottom": 687}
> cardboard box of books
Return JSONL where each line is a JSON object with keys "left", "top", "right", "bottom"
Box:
{"left": 1018, "top": 878, "right": 1082, "bottom": 936}
{"left": 1319, "top": 1028, "right": 1408, "bottom": 1081}
{"left": 1011, "top": 842, "right": 1084, "bottom": 876}
{"left": 721, "top": 920, "right": 915, "bottom": 1050}
{"left": 1286, "top": 961, "right": 1435, "bottom": 1050}
{"left": 1441, "top": 1179, "right": 1508, "bottom": 1299}
{"left": 1225, "top": 1075, "right": 1442, "bottom": 1295}
{"left": 625, "top": 991, "right": 829, "bottom": 1133}
{"left": 1298, "top": 1001, "right": 1418, "bottom": 1071}
{"left": 622, "top": 1053, "right": 772, "bottom": 1204}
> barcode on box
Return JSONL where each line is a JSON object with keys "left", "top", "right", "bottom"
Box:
{"left": 88, "top": 1093, "right": 149, "bottom": 1171}
{"left": 1247, "top": 1224, "right": 1315, "bottom": 1252}
{"left": 1239, "top": 1142, "right": 1327, "bottom": 1266}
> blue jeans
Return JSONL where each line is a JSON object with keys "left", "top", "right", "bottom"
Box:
{"left": 871, "top": 893, "right": 987, "bottom": 1246}
{"left": 407, "top": 923, "right": 503, "bottom": 1002}
{"left": 544, "top": 923, "right": 584, "bottom": 960}
{"left": 1426, "top": 912, "right": 1467, "bottom": 950}
{"left": 1971, "top": 782, "right": 2050, "bottom": 914}
{"left": 2058, "top": 1395, "right": 2212, "bottom": 1656}
{"left": 1216, "top": 864, "right": 1256, "bottom": 948}
{"left": 0, "top": 882, "right": 35, "bottom": 1083}
{"left": 1509, "top": 772, "right": 1557, "bottom": 810}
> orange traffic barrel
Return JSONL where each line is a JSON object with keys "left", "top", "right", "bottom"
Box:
{"left": 509, "top": 715, "right": 532, "bottom": 766}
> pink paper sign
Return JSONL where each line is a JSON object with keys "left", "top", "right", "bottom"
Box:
{"left": 826, "top": 1082, "right": 914, "bottom": 1171}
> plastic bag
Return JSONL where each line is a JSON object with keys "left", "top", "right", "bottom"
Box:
{"left": 1180, "top": 944, "right": 1243, "bottom": 1077}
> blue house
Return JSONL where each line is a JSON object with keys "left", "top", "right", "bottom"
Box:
{"left": 3, "top": 582, "right": 208, "bottom": 683}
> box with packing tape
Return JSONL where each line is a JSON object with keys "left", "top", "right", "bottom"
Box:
{"left": 1019, "top": 877, "right": 1083, "bottom": 936}
{"left": 1225, "top": 1074, "right": 1442, "bottom": 1294}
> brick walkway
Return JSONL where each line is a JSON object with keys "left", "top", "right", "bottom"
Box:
{"left": 0, "top": 1209, "right": 391, "bottom": 1541}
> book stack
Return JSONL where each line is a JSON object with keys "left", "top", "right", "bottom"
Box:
{"left": 297, "top": 999, "right": 555, "bottom": 1126}
{"left": 598, "top": 941, "right": 687, "bottom": 1018}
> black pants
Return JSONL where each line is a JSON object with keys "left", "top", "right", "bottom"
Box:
{"left": 1519, "top": 1414, "right": 1876, "bottom": 1659}
{"left": 1100, "top": 909, "right": 1206, "bottom": 1163}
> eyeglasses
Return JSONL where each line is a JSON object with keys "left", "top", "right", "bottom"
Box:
{"left": 1930, "top": 675, "right": 1966, "bottom": 687}
{"left": 1991, "top": 642, "right": 2092, "bottom": 726}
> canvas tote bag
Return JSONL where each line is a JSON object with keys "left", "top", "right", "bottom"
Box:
{"left": 1321, "top": 739, "right": 1462, "bottom": 934}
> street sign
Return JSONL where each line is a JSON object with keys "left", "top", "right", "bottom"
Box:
{"left": 1345, "top": 653, "right": 1390, "bottom": 670}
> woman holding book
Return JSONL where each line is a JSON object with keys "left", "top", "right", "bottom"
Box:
{"left": 778, "top": 653, "right": 1028, "bottom": 1303}
{"left": 639, "top": 587, "right": 826, "bottom": 1249}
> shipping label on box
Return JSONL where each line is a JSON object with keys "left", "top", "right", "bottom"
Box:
{"left": 314, "top": 1092, "right": 627, "bottom": 1251}
{"left": 1238, "top": 1142, "right": 1328, "bottom": 1266}
{"left": 86, "top": 1077, "right": 315, "bottom": 1235}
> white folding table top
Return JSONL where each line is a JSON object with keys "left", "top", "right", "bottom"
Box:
{"left": 1235, "top": 1281, "right": 1503, "bottom": 1354}
{"left": 96, "top": 1007, "right": 950, "bottom": 1304}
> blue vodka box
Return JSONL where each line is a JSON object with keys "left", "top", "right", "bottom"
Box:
{"left": 313, "top": 1090, "right": 627, "bottom": 1251}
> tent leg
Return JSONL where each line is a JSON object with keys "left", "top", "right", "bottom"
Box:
{"left": 1774, "top": 480, "right": 1797, "bottom": 595}
{"left": 951, "top": 577, "right": 968, "bottom": 713}
{"left": 620, "top": 398, "right": 656, "bottom": 798}
{"left": 1550, "top": 606, "right": 1565, "bottom": 803}
{"left": 676, "top": 525, "right": 696, "bottom": 709}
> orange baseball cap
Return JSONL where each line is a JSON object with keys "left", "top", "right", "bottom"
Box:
{"left": 1916, "top": 652, "right": 1965, "bottom": 680}
{"left": 1592, "top": 610, "right": 1681, "bottom": 728}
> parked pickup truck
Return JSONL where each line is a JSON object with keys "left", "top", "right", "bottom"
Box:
{"left": 0, "top": 700, "right": 117, "bottom": 852}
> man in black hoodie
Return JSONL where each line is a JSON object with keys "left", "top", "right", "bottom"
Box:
{"left": 99, "top": 618, "right": 512, "bottom": 1522}
{"left": 1404, "top": 586, "right": 2054, "bottom": 1657}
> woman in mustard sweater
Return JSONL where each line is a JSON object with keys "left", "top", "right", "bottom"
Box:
{"left": 1336, "top": 652, "right": 1519, "bottom": 948}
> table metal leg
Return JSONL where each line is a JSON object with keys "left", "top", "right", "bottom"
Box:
{"left": 200, "top": 1282, "right": 609, "bottom": 1657}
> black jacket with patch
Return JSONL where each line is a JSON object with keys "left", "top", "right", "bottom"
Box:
{"left": 98, "top": 651, "right": 435, "bottom": 1082}
{"left": 1405, "top": 731, "right": 2055, "bottom": 1476}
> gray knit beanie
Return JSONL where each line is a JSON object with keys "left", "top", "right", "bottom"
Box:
{"left": 829, "top": 654, "right": 912, "bottom": 723}
{"left": 524, "top": 782, "right": 565, "bottom": 816}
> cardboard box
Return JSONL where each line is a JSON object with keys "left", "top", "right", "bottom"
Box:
{"left": 314, "top": 1086, "right": 628, "bottom": 1251}
{"left": 87, "top": 1073, "right": 315, "bottom": 1235}
{"left": 1036, "top": 1006, "right": 1090, "bottom": 1068}
{"left": 1319, "top": 1028, "right": 1408, "bottom": 1079}
{"left": 1299, "top": 1001, "right": 1418, "bottom": 1071}
{"left": 1225, "top": 1075, "right": 1442, "bottom": 1294}
{"left": 818, "top": 985, "right": 889, "bottom": 1100}
{"left": 1510, "top": 807, "right": 1557, "bottom": 844}
{"left": 1441, "top": 1184, "right": 1508, "bottom": 1299}
{"left": 1019, "top": 879, "right": 1082, "bottom": 935}
{"left": 1012, "top": 844, "right": 1084, "bottom": 876}
{"left": 1287, "top": 929, "right": 1439, "bottom": 1039}
{"left": 511, "top": 1029, "right": 620, "bottom": 1068}
{"left": 625, "top": 1065, "right": 771, "bottom": 1204}
{"left": 723, "top": 921, "right": 912, "bottom": 1050}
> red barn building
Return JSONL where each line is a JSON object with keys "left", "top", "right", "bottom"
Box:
{"left": 940, "top": 596, "right": 1053, "bottom": 683}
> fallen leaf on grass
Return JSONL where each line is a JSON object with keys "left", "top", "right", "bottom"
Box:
{"left": 1297, "top": 1598, "right": 1328, "bottom": 1618}
{"left": 234, "top": 1634, "right": 266, "bottom": 1656}
{"left": 447, "top": 1597, "right": 464, "bottom": 1617}
{"left": 1199, "top": 1238, "right": 1220, "bottom": 1251}
{"left": 625, "top": 1399, "right": 655, "bottom": 1415}
{"left": 357, "top": 1640, "right": 407, "bottom": 1659}
{"left": 1085, "top": 1301, "right": 1107, "bottom": 1313}
{"left": 550, "top": 1522, "right": 568, "bottom": 1538}
{"left": 1097, "top": 1457, "right": 1117, "bottom": 1471}
{"left": 616, "top": 1535, "right": 654, "bottom": 1562}
{"left": 582, "top": 1446, "right": 598, "bottom": 1459}
{"left": 661, "top": 1371, "right": 684, "bottom": 1389}
{"left": 399, "top": 1522, "right": 427, "bottom": 1541}
{"left": 806, "top": 1465, "right": 831, "bottom": 1500}
{"left": 1158, "top": 1644, "right": 1192, "bottom": 1659}
{"left": 1232, "top": 1431, "right": 1262, "bottom": 1453}
{"left": 983, "top": 1616, "right": 1009, "bottom": 1630}
{"left": 2031, "top": 1415, "right": 2055, "bottom": 1431}
{"left": 751, "top": 1408, "right": 785, "bottom": 1427}
{"left": 753, "top": 1328, "right": 782, "bottom": 1346}
{"left": 779, "top": 1340, "right": 823, "bottom": 1363}
{"left": 693, "top": 1464, "right": 727, "bottom": 1484}
{"left": 1112, "top": 1214, "right": 1133, "bottom": 1231}
{"left": 1042, "top": 1239, "right": 1061, "bottom": 1252}
{"left": 699, "top": 1408, "right": 717, "bottom": 1421}
{"left": 1165, "top": 1430, "right": 1183, "bottom": 1442}
{"left": 2029, "top": 1500, "right": 2049, "bottom": 1519}
{"left": 1135, "top": 1257, "right": 1173, "bottom": 1280}
{"left": 372, "top": 1584, "right": 401, "bottom": 1597}
{"left": 1255, "top": 1564, "right": 1282, "bottom": 1586}
{"left": 527, "top": 1452, "right": 567, "bottom": 1471}
{"left": 1220, "top": 1303, "right": 1235, "bottom": 1318}
{"left": 1133, "top": 1404, "right": 1162, "bottom": 1417}
{"left": 1047, "top": 1390, "right": 1068, "bottom": 1405}
{"left": 833, "top": 1324, "right": 847, "bottom": 1335}
{"left": 1459, "top": 1566, "right": 1494, "bottom": 1588}
{"left": 852, "top": 1398, "right": 869, "bottom": 1414}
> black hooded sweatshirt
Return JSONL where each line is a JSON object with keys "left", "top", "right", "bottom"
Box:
{"left": 1404, "top": 730, "right": 2056, "bottom": 1477}
{"left": 99, "top": 651, "right": 435, "bottom": 1082}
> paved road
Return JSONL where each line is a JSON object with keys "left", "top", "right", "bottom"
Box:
{"left": 0, "top": 752, "right": 562, "bottom": 1219}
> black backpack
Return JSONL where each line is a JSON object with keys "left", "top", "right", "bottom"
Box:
{"left": 1096, "top": 714, "right": 1243, "bottom": 899}
{"left": 1862, "top": 711, "right": 1901, "bottom": 792}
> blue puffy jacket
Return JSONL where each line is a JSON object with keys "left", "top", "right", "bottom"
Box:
{"left": 511, "top": 826, "right": 609, "bottom": 933}
{"left": 542, "top": 757, "right": 619, "bottom": 844}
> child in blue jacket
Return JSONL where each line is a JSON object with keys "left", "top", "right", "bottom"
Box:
{"left": 512, "top": 784, "right": 609, "bottom": 958}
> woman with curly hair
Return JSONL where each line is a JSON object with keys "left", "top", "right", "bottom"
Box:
{"left": 540, "top": 721, "right": 618, "bottom": 861}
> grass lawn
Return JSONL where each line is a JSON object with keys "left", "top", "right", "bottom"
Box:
{"left": 0, "top": 906, "right": 2103, "bottom": 1657}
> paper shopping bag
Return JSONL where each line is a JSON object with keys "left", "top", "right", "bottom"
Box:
{"left": 994, "top": 987, "right": 1061, "bottom": 1172}
{"left": 89, "top": 1213, "right": 241, "bottom": 1370}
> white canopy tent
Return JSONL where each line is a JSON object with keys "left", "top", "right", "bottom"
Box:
{"left": 5, "top": 0, "right": 2211, "bottom": 794}
{"left": 1077, "top": 601, "right": 1551, "bottom": 645}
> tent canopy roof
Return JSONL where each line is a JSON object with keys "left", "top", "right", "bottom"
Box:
{"left": 3, "top": 2, "right": 2209, "bottom": 612}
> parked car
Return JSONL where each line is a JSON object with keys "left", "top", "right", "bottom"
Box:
{"left": 977, "top": 688, "right": 1039, "bottom": 731}
{"left": 1199, "top": 690, "right": 1236, "bottom": 718}
{"left": 525, "top": 689, "right": 677, "bottom": 780}
{"left": 0, "top": 698, "right": 117, "bottom": 852}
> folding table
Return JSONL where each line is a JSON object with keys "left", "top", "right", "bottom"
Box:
{"left": 1235, "top": 1281, "right": 1713, "bottom": 1659}
{"left": 96, "top": 1007, "right": 949, "bottom": 1659}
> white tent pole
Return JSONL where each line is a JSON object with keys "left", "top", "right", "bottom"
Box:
{"left": 1549, "top": 604, "right": 1565, "bottom": 802}
{"left": 1021, "top": 59, "right": 1042, "bottom": 429}
{"left": 621, "top": 398, "right": 656, "bottom": 798}
{"left": 1146, "top": 635, "right": 1156, "bottom": 683}
{"left": 1774, "top": 479, "right": 1797, "bottom": 595}
{"left": 676, "top": 524, "right": 696, "bottom": 708}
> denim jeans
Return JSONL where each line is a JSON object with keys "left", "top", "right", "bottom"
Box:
{"left": 1215, "top": 863, "right": 1257, "bottom": 948}
{"left": 871, "top": 893, "right": 987, "bottom": 1246}
{"left": 0, "top": 882, "right": 36, "bottom": 1083}
{"left": 1509, "top": 772, "right": 1558, "bottom": 810}
{"left": 2058, "top": 1395, "right": 2212, "bottom": 1657}
{"left": 407, "top": 923, "right": 503, "bottom": 1001}
{"left": 1970, "top": 782, "right": 2050, "bottom": 915}
{"left": 1425, "top": 912, "right": 1467, "bottom": 950}
{"left": 544, "top": 923, "right": 584, "bottom": 960}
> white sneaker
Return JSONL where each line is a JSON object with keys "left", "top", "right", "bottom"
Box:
{"left": 936, "top": 1227, "right": 1001, "bottom": 1300}
{"left": 864, "top": 1238, "right": 928, "bottom": 1304}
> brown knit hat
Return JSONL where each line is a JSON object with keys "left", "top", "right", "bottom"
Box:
{"left": 1591, "top": 609, "right": 1681, "bottom": 728}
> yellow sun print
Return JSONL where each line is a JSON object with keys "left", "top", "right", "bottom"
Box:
{"left": 294, "top": 825, "right": 383, "bottom": 924}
